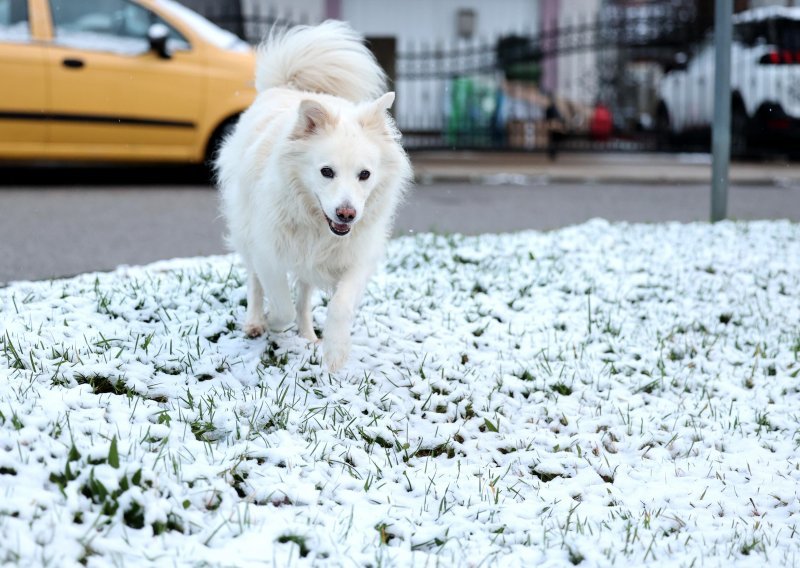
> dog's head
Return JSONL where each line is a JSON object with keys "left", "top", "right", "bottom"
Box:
{"left": 289, "top": 92, "right": 396, "bottom": 237}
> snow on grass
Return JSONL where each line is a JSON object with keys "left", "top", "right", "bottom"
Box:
{"left": 1, "top": 219, "right": 799, "bottom": 567}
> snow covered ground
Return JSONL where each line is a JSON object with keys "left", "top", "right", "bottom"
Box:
{"left": 1, "top": 220, "right": 799, "bottom": 567}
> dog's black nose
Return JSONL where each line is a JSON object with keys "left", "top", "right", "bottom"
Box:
{"left": 335, "top": 206, "right": 356, "bottom": 223}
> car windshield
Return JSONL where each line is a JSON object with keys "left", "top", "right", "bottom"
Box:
{"left": 155, "top": 0, "right": 247, "bottom": 51}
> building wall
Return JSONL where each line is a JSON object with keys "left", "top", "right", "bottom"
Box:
{"left": 336, "top": 0, "right": 540, "bottom": 132}
{"left": 540, "top": 0, "right": 559, "bottom": 93}
{"left": 552, "top": 0, "right": 602, "bottom": 106}
{"left": 340, "top": 0, "right": 539, "bottom": 50}
{"left": 241, "top": 0, "right": 325, "bottom": 25}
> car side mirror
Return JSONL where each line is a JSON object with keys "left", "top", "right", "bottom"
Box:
{"left": 148, "top": 23, "right": 171, "bottom": 59}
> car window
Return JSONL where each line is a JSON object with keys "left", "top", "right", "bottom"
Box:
{"left": 735, "top": 18, "right": 800, "bottom": 51}
{"left": 156, "top": 0, "right": 248, "bottom": 51}
{"left": 50, "top": 0, "right": 190, "bottom": 55}
{"left": 0, "top": 0, "right": 29, "bottom": 42}
{"left": 775, "top": 19, "right": 800, "bottom": 51}
{"left": 734, "top": 21, "right": 764, "bottom": 47}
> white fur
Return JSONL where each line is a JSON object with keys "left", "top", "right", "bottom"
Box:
{"left": 216, "top": 20, "right": 413, "bottom": 372}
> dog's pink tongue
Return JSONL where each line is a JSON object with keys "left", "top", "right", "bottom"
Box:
{"left": 332, "top": 222, "right": 349, "bottom": 232}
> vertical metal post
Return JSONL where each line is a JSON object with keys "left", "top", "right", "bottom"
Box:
{"left": 711, "top": 0, "right": 732, "bottom": 222}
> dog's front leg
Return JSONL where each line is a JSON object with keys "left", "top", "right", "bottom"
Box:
{"left": 253, "top": 261, "right": 295, "bottom": 332}
{"left": 296, "top": 280, "right": 318, "bottom": 342}
{"left": 323, "top": 268, "right": 371, "bottom": 372}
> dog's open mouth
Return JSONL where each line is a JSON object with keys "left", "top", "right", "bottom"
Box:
{"left": 324, "top": 214, "right": 351, "bottom": 236}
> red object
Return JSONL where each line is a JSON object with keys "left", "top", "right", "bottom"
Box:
{"left": 760, "top": 51, "right": 800, "bottom": 65}
{"left": 589, "top": 104, "right": 613, "bottom": 141}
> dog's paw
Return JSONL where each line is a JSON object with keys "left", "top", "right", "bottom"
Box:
{"left": 299, "top": 328, "right": 320, "bottom": 343}
{"left": 243, "top": 320, "right": 266, "bottom": 338}
{"left": 322, "top": 337, "right": 350, "bottom": 372}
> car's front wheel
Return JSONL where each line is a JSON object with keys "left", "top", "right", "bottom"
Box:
{"left": 204, "top": 116, "right": 240, "bottom": 175}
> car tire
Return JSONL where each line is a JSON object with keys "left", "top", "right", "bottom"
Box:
{"left": 730, "top": 102, "right": 749, "bottom": 159}
{"left": 204, "top": 116, "right": 240, "bottom": 176}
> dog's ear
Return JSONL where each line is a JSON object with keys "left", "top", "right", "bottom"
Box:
{"left": 293, "top": 99, "right": 331, "bottom": 139}
{"left": 374, "top": 92, "right": 395, "bottom": 111}
{"left": 359, "top": 92, "right": 395, "bottom": 131}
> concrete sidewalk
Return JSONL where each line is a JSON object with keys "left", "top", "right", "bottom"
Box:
{"left": 410, "top": 151, "right": 800, "bottom": 186}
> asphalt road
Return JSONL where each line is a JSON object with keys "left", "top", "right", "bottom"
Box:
{"left": 1, "top": 168, "right": 799, "bottom": 283}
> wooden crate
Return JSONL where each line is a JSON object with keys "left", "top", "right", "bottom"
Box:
{"left": 507, "top": 119, "right": 550, "bottom": 149}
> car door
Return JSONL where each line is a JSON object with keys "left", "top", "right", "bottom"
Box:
{"left": 0, "top": 0, "right": 48, "bottom": 158}
{"left": 44, "top": 0, "right": 206, "bottom": 161}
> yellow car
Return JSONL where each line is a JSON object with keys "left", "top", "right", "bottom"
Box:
{"left": 0, "top": 0, "right": 256, "bottom": 164}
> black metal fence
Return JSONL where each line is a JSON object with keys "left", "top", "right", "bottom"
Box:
{"left": 179, "top": 1, "right": 309, "bottom": 42}
{"left": 202, "top": 6, "right": 798, "bottom": 156}
{"left": 392, "top": 12, "right": 699, "bottom": 153}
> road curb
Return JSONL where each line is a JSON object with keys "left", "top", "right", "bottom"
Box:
{"left": 413, "top": 171, "right": 796, "bottom": 186}
{"left": 409, "top": 151, "right": 800, "bottom": 187}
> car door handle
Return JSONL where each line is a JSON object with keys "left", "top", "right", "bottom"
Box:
{"left": 62, "top": 58, "right": 85, "bottom": 69}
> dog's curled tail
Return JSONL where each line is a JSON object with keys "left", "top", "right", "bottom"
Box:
{"left": 255, "top": 20, "right": 386, "bottom": 102}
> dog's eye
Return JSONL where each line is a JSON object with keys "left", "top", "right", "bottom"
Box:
{"left": 320, "top": 167, "right": 335, "bottom": 178}
{"left": 358, "top": 170, "right": 370, "bottom": 181}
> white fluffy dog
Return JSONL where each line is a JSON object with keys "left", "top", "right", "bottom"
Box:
{"left": 215, "top": 21, "right": 412, "bottom": 371}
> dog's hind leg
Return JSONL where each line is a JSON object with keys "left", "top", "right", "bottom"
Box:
{"left": 296, "top": 280, "right": 318, "bottom": 342}
{"left": 243, "top": 269, "right": 267, "bottom": 337}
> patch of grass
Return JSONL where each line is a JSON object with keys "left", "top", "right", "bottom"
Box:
{"left": 123, "top": 501, "right": 145, "bottom": 530}
{"left": 472, "top": 324, "right": 488, "bottom": 337}
{"left": 414, "top": 443, "right": 455, "bottom": 459}
{"left": 453, "top": 254, "right": 479, "bottom": 265}
{"left": 755, "top": 410, "right": 774, "bottom": 432}
{"left": 568, "top": 547, "right": 585, "bottom": 565}
{"left": 262, "top": 341, "right": 289, "bottom": 368}
{"left": 516, "top": 369, "right": 535, "bottom": 382}
{"left": 277, "top": 534, "right": 310, "bottom": 558}
{"left": 529, "top": 467, "right": 562, "bottom": 483}
{"left": 740, "top": 537, "right": 763, "bottom": 556}
{"left": 2, "top": 333, "right": 27, "bottom": 370}
{"left": 152, "top": 514, "right": 184, "bottom": 535}
{"left": 74, "top": 373, "right": 128, "bottom": 396}
{"left": 551, "top": 383, "right": 572, "bottom": 396}
{"left": 374, "top": 523, "right": 397, "bottom": 545}
{"left": 360, "top": 430, "right": 393, "bottom": 449}
{"left": 635, "top": 379, "right": 660, "bottom": 394}
{"left": 470, "top": 283, "right": 487, "bottom": 296}
{"left": 190, "top": 420, "right": 216, "bottom": 442}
